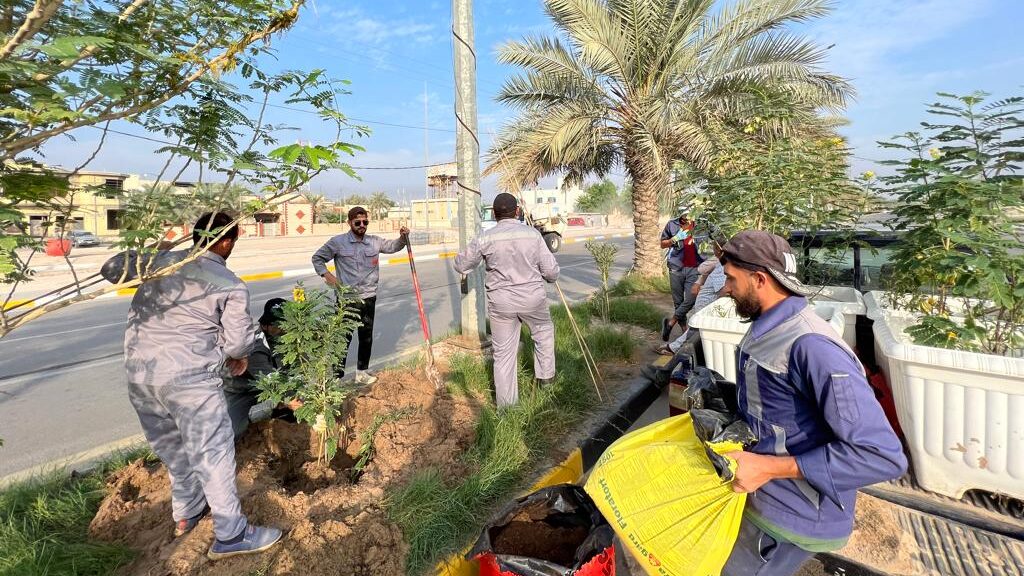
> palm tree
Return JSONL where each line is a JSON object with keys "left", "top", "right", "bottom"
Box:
{"left": 301, "top": 192, "right": 325, "bottom": 223}
{"left": 368, "top": 191, "right": 394, "bottom": 220}
{"left": 485, "top": 0, "right": 852, "bottom": 276}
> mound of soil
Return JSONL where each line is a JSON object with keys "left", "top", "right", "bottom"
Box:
{"left": 838, "top": 493, "right": 920, "bottom": 575}
{"left": 89, "top": 366, "right": 481, "bottom": 576}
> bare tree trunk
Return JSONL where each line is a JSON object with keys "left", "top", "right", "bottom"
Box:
{"left": 626, "top": 150, "right": 667, "bottom": 277}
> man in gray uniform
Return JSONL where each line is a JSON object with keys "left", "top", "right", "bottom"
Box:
{"left": 101, "top": 212, "right": 282, "bottom": 560}
{"left": 311, "top": 206, "right": 409, "bottom": 385}
{"left": 454, "top": 193, "right": 560, "bottom": 408}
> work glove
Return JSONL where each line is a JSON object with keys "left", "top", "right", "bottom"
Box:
{"left": 672, "top": 228, "right": 690, "bottom": 246}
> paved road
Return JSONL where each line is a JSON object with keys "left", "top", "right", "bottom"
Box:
{"left": 0, "top": 238, "right": 636, "bottom": 478}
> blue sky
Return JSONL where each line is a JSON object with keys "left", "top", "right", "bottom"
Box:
{"left": 40, "top": 0, "right": 1024, "bottom": 202}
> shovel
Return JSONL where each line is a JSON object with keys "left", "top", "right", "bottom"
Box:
{"left": 403, "top": 232, "right": 443, "bottom": 388}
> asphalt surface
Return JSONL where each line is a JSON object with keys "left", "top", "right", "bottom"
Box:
{"left": 0, "top": 237, "right": 636, "bottom": 478}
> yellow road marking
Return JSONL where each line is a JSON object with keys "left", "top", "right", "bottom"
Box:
{"left": 239, "top": 271, "right": 284, "bottom": 282}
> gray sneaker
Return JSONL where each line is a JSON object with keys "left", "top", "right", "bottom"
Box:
{"left": 207, "top": 524, "right": 283, "bottom": 560}
{"left": 355, "top": 370, "right": 378, "bottom": 385}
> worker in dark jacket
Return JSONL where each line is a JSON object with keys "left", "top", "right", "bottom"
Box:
{"left": 719, "top": 230, "right": 907, "bottom": 576}
{"left": 223, "top": 298, "right": 296, "bottom": 438}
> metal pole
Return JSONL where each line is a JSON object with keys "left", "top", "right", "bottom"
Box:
{"left": 452, "top": 0, "right": 485, "bottom": 343}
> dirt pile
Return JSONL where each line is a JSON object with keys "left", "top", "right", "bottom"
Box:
{"left": 838, "top": 493, "right": 920, "bottom": 575}
{"left": 89, "top": 367, "right": 481, "bottom": 576}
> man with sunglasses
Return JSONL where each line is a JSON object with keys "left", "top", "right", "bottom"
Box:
{"left": 717, "top": 230, "right": 906, "bottom": 576}
{"left": 312, "top": 206, "right": 409, "bottom": 385}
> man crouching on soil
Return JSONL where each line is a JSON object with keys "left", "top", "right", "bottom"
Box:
{"left": 718, "top": 230, "right": 907, "bottom": 576}
{"left": 101, "top": 212, "right": 283, "bottom": 560}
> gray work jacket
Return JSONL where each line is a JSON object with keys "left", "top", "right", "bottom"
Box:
{"left": 101, "top": 249, "right": 256, "bottom": 386}
{"left": 453, "top": 219, "right": 559, "bottom": 294}
{"left": 311, "top": 231, "right": 407, "bottom": 298}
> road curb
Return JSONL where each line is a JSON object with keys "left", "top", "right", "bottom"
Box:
{"left": 6, "top": 233, "right": 633, "bottom": 308}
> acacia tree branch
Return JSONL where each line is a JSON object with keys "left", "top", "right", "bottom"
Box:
{"left": 0, "top": 0, "right": 62, "bottom": 60}
{"left": 2, "top": 0, "right": 303, "bottom": 158}
{"left": 32, "top": 0, "right": 150, "bottom": 82}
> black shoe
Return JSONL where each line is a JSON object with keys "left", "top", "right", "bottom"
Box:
{"left": 661, "top": 317, "right": 673, "bottom": 341}
{"left": 536, "top": 377, "right": 556, "bottom": 388}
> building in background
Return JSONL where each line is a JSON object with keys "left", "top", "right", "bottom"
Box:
{"left": 411, "top": 198, "right": 459, "bottom": 228}
{"left": 517, "top": 177, "right": 585, "bottom": 215}
{"left": 16, "top": 170, "right": 143, "bottom": 238}
{"left": 427, "top": 162, "right": 458, "bottom": 199}
{"left": 387, "top": 205, "right": 412, "bottom": 220}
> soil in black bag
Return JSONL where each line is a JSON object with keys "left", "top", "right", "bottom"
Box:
{"left": 492, "top": 511, "right": 589, "bottom": 567}
{"left": 470, "top": 484, "right": 614, "bottom": 575}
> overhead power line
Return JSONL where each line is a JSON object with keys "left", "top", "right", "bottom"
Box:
{"left": 83, "top": 125, "right": 452, "bottom": 171}
{"left": 262, "top": 102, "right": 456, "bottom": 133}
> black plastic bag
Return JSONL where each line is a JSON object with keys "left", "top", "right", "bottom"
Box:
{"left": 682, "top": 366, "right": 738, "bottom": 414}
{"left": 468, "top": 484, "right": 615, "bottom": 576}
{"left": 682, "top": 367, "right": 757, "bottom": 481}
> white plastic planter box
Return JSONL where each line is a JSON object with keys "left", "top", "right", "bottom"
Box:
{"left": 865, "top": 291, "right": 1024, "bottom": 499}
{"left": 689, "top": 299, "right": 845, "bottom": 383}
{"left": 808, "top": 285, "right": 865, "bottom": 347}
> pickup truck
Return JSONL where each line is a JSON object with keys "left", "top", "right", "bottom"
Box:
{"left": 481, "top": 204, "right": 566, "bottom": 253}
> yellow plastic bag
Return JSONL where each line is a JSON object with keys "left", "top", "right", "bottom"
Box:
{"left": 583, "top": 413, "right": 746, "bottom": 576}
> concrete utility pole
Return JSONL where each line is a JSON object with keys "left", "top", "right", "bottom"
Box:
{"left": 452, "top": 0, "right": 486, "bottom": 343}
{"left": 424, "top": 81, "right": 430, "bottom": 231}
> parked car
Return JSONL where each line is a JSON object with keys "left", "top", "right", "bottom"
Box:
{"left": 68, "top": 229, "right": 101, "bottom": 247}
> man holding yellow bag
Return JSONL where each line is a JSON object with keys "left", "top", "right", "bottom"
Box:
{"left": 718, "top": 231, "right": 907, "bottom": 576}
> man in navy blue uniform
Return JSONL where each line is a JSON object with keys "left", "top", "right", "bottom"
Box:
{"left": 719, "top": 230, "right": 907, "bottom": 576}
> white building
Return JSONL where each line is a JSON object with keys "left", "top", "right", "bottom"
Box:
{"left": 517, "top": 177, "right": 585, "bottom": 215}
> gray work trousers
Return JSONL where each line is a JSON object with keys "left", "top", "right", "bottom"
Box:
{"left": 721, "top": 518, "right": 814, "bottom": 576}
{"left": 669, "top": 267, "right": 700, "bottom": 322}
{"left": 488, "top": 286, "right": 556, "bottom": 408}
{"left": 128, "top": 379, "right": 247, "bottom": 541}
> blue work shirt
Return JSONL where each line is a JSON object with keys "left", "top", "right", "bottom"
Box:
{"left": 736, "top": 296, "right": 907, "bottom": 550}
{"left": 660, "top": 218, "right": 705, "bottom": 271}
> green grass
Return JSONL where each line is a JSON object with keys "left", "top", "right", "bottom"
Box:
{"left": 0, "top": 447, "right": 155, "bottom": 576}
{"left": 586, "top": 326, "right": 637, "bottom": 359}
{"left": 446, "top": 352, "right": 492, "bottom": 397}
{"left": 609, "top": 272, "right": 672, "bottom": 296}
{"left": 605, "top": 298, "right": 664, "bottom": 331}
{"left": 386, "top": 304, "right": 639, "bottom": 575}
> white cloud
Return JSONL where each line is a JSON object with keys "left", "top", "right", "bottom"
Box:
{"left": 350, "top": 18, "right": 436, "bottom": 45}
{"left": 811, "top": 0, "right": 995, "bottom": 102}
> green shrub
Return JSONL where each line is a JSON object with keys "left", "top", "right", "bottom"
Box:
{"left": 871, "top": 91, "right": 1024, "bottom": 356}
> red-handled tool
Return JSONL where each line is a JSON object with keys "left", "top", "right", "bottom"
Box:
{"left": 404, "top": 233, "right": 442, "bottom": 388}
